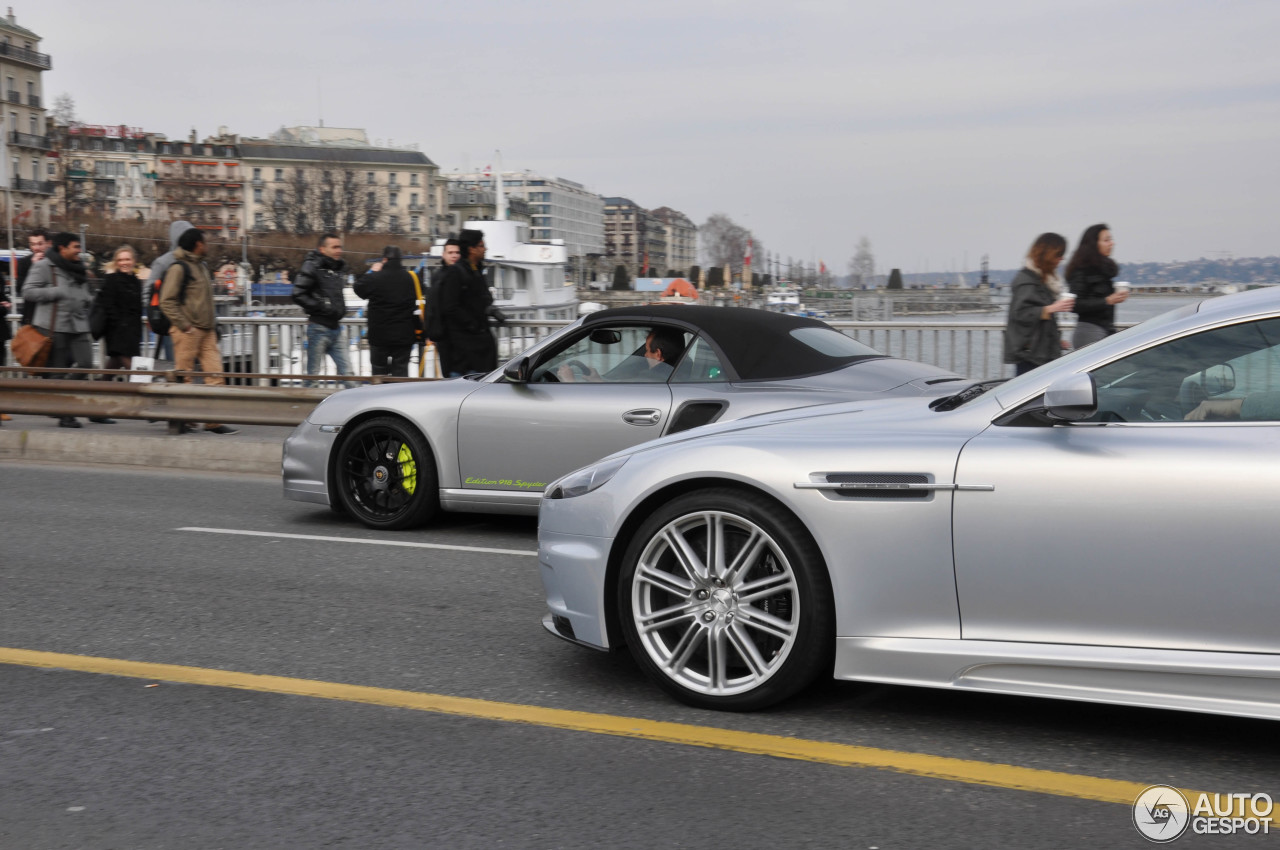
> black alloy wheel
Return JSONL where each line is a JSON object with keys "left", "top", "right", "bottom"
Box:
{"left": 335, "top": 416, "right": 438, "bottom": 530}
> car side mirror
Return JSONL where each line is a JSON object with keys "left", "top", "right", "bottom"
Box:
{"left": 1043, "top": 372, "right": 1097, "bottom": 422}
{"left": 1203, "top": 364, "right": 1235, "bottom": 396}
{"left": 503, "top": 356, "right": 529, "bottom": 384}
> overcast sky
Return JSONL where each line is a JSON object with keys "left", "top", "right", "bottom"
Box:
{"left": 32, "top": 0, "right": 1280, "bottom": 273}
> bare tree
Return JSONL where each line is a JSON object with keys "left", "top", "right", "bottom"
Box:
{"left": 699, "top": 213, "right": 752, "bottom": 280}
{"left": 51, "top": 93, "right": 76, "bottom": 126}
{"left": 262, "top": 165, "right": 388, "bottom": 236}
{"left": 848, "top": 236, "right": 875, "bottom": 288}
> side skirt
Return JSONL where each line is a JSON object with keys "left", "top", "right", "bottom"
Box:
{"left": 440, "top": 488, "right": 542, "bottom": 515}
{"left": 835, "top": 636, "right": 1280, "bottom": 720}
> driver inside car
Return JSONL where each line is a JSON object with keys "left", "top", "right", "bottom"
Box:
{"left": 557, "top": 328, "right": 684, "bottom": 383}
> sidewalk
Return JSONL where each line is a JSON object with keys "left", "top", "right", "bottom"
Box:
{"left": 0, "top": 414, "right": 290, "bottom": 475}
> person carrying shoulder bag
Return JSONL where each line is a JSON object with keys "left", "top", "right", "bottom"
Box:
{"left": 21, "top": 231, "right": 107, "bottom": 428}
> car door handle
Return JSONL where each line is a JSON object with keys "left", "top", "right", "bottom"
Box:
{"left": 622, "top": 408, "right": 662, "bottom": 426}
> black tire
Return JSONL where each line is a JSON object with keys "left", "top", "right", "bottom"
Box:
{"left": 617, "top": 488, "right": 834, "bottom": 711}
{"left": 334, "top": 416, "right": 439, "bottom": 530}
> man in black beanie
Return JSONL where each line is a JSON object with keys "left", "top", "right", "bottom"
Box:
{"left": 159, "top": 228, "right": 238, "bottom": 434}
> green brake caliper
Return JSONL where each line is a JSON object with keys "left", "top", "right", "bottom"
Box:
{"left": 397, "top": 443, "right": 417, "bottom": 495}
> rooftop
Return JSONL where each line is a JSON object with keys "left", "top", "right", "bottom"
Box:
{"left": 0, "top": 9, "right": 40, "bottom": 41}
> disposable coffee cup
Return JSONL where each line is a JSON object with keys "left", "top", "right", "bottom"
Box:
{"left": 1059, "top": 291, "right": 1076, "bottom": 311}
{"left": 1115, "top": 281, "right": 1131, "bottom": 294}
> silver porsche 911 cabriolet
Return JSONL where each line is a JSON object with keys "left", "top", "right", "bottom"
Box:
{"left": 282, "top": 305, "right": 966, "bottom": 529}
{"left": 538, "top": 287, "right": 1280, "bottom": 718}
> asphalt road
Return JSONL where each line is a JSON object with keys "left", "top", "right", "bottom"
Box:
{"left": 0, "top": 463, "right": 1275, "bottom": 849}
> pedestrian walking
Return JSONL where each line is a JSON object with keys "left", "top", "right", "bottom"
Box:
{"left": 292, "top": 233, "right": 353, "bottom": 385}
{"left": 97, "top": 244, "right": 144, "bottom": 371}
{"left": 22, "top": 231, "right": 109, "bottom": 428}
{"left": 159, "top": 228, "right": 238, "bottom": 435}
{"left": 427, "top": 237, "right": 461, "bottom": 377}
{"left": 354, "top": 245, "right": 421, "bottom": 377}
{"left": 146, "top": 220, "right": 197, "bottom": 361}
{"left": 0, "top": 265, "right": 11, "bottom": 423}
{"left": 1003, "top": 232, "right": 1073, "bottom": 376}
{"left": 1066, "top": 223, "right": 1128, "bottom": 349}
{"left": 17, "top": 227, "right": 49, "bottom": 326}
{"left": 435, "top": 229, "right": 497, "bottom": 376}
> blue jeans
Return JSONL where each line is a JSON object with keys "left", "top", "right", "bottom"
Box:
{"left": 305, "top": 324, "right": 353, "bottom": 385}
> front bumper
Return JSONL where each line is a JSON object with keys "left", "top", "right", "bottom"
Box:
{"left": 282, "top": 419, "right": 340, "bottom": 505}
{"left": 537, "top": 499, "right": 616, "bottom": 651}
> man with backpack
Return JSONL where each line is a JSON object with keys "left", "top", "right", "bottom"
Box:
{"left": 158, "top": 228, "right": 237, "bottom": 435}
{"left": 145, "top": 220, "right": 195, "bottom": 360}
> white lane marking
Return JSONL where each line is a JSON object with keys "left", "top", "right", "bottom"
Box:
{"left": 178, "top": 527, "right": 537, "bottom": 557}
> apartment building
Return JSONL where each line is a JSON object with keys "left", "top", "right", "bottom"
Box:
{"left": 603, "top": 196, "right": 666, "bottom": 275}
{"left": 153, "top": 133, "right": 243, "bottom": 237}
{"left": 240, "top": 127, "right": 438, "bottom": 237}
{"left": 444, "top": 170, "right": 604, "bottom": 259}
{"left": 648, "top": 206, "right": 697, "bottom": 275}
{"left": 59, "top": 123, "right": 158, "bottom": 222}
{"left": 0, "top": 10, "right": 52, "bottom": 226}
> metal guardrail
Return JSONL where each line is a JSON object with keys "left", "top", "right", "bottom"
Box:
{"left": 0, "top": 367, "right": 438, "bottom": 426}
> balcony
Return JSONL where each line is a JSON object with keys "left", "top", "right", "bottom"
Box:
{"left": 12, "top": 177, "right": 55, "bottom": 195}
{"left": 408, "top": 203, "right": 424, "bottom": 211}
{"left": 0, "top": 41, "right": 52, "bottom": 70}
{"left": 5, "top": 90, "right": 16, "bottom": 103}
{"left": 27, "top": 93, "right": 39, "bottom": 108}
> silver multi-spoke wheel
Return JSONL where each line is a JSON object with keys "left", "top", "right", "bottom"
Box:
{"left": 621, "top": 489, "right": 831, "bottom": 710}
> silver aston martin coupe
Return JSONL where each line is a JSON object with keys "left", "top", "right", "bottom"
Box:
{"left": 538, "top": 287, "right": 1280, "bottom": 718}
{"left": 282, "top": 305, "right": 966, "bottom": 528}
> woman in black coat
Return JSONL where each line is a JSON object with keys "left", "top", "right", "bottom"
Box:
{"left": 1003, "top": 232, "right": 1074, "bottom": 376}
{"left": 1065, "top": 223, "right": 1128, "bottom": 349}
{"left": 98, "top": 245, "right": 144, "bottom": 369}
{"left": 354, "top": 245, "right": 422, "bottom": 377}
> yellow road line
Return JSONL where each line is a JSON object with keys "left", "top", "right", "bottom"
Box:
{"left": 0, "top": 646, "right": 1206, "bottom": 807}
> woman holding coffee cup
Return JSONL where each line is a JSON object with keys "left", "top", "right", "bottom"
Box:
{"left": 1003, "top": 232, "right": 1074, "bottom": 376}
{"left": 1065, "top": 223, "right": 1128, "bottom": 349}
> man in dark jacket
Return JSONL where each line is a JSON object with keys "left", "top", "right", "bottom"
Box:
{"left": 292, "top": 232, "right": 352, "bottom": 384}
{"left": 354, "top": 246, "right": 421, "bottom": 377}
{"left": 435, "top": 229, "right": 497, "bottom": 376}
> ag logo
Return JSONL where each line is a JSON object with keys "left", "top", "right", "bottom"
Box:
{"left": 1134, "top": 785, "right": 1190, "bottom": 843}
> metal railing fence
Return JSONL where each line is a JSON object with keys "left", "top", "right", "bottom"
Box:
{"left": 5, "top": 314, "right": 1135, "bottom": 384}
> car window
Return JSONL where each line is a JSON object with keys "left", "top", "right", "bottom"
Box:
{"left": 788, "top": 327, "right": 880, "bottom": 357}
{"left": 1088, "top": 317, "right": 1280, "bottom": 422}
{"left": 670, "top": 335, "right": 728, "bottom": 383}
{"left": 531, "top": 325, "right": 688, "bottom": 384}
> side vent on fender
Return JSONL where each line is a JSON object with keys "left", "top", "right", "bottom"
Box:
{"left": 667, "top": 401, "right": 728, "bottom": 434}
{"left": 799, "top": 472, "right": 933, "bottom": 501}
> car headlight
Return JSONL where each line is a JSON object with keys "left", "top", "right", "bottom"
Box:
{"left": 546, "top": 456, "right": 630, "bottom": 500}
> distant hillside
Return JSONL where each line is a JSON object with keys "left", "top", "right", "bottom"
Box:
{"left": 876, "top": 255, "right": 1280, "bottom": 288}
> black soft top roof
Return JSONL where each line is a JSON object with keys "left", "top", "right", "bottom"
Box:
{"left": 582, "top": 304, "right": 872, "bottom": 380}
